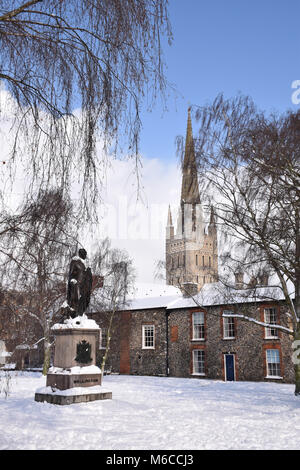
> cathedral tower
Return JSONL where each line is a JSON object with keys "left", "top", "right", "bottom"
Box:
{"left": 166, "top": 108, "right": 218, "bottom": 291}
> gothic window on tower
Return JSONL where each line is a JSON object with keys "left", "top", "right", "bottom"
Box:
{"left": 202, "top": 255, "right": 205, "bottom": 266}
{"left": 209, "top": 256, "right": 211, "bottom": 267}
{"left": 196, "top": 254, "right": 198, "bottom": 266}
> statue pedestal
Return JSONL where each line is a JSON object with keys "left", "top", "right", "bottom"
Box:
{"left": 34, "top": 315, "right": 112, "bottom": 405}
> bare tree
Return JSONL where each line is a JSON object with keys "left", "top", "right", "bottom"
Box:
{"left": 0, "top": 286, "right": 44, "bottom": 368}
{"left": 0, "top": 0, "right": 172, "bottom": 217}
{"left": 90, "top": 238, "right": 135, "bottom": 376}
{"left": 177, "top": 95, "right": 300, "bottom": 393}
{"left": 0, "top": 189, "right": 78, "bottom": 374}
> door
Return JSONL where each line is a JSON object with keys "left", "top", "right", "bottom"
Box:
{"left": 224, "top": 354, "right": 235, "bottom": 381}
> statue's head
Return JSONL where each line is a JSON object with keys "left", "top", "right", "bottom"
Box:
{"left": 78, "top": 248, "right": 87, "bottom": 260}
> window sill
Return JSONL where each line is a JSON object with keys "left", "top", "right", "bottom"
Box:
{"left": 264, "top": 337, "right": 279, "bottom": 340}
{"left": 142, "top": 347, "right": 155, "bottom": 350}
{"left": 191, "top": 338, "right": 205, "bottom": 342}
{"left": 223, "top": 337, "right": 235, "bottom": 340}
{"left": 265, "top": 376, "right": 283, "bottom": 380}
{"left": 191, "top": 373, "right": 206, "bottom": 376}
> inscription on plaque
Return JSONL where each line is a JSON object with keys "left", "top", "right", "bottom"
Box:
{"left": 73, "top": 378, "right": 100, "bottom": 385}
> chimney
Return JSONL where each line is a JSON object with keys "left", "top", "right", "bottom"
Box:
{"left": 258, "top": 273, "right": 269, "bottom": 286}
{"left": 234, "top": 272, "right": 244, "bottom": 289}
{"left": 182, "top": 282, "right": 198, "bottom": 298}
{"left": 248, "top": 276, "right": 258, "bottom": 288}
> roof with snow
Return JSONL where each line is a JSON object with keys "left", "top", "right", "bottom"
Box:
{"left": 105, "top": 281, "right": 291, "bottom": 312}
{"left": 166, "top": 282, "right": 289, "bottom": 310}
{"left": 123, "top": 283, "right": 182, "bottom": 311}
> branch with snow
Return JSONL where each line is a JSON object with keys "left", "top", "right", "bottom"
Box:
{"left": 222, "top": 312, "right": 293, "bottom": 335}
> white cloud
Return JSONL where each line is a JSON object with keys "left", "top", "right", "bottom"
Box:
{"left": 0, "top": 85, "right": 182, "bottom": 284}
{"left": 83, "top": 156, "right": 182, "bottom": 283}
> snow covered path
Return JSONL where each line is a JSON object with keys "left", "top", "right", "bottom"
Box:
{"left": 1, "top": 372, "right": 300, "bottom": 450}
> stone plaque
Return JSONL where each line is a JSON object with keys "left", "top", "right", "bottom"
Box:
{"left": 75, "top": 340, "right": 92, "bottom": 364}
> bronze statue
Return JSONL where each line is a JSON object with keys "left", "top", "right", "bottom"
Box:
{"left": 65, "top": 248, "right": 93, "bottom": 318}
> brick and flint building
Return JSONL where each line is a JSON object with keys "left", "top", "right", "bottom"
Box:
{"left": 92, "top": 282, "right": 294, "bottom": 383}
{"left": 91, "top": 110, "right": 295, "bottom": 384}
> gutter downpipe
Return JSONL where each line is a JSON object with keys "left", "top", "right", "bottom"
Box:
{"left": 166, "top": 309, "right": 170, "bottom": 377}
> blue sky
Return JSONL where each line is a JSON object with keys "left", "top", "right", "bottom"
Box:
{"left": 139, "top": 0, "right": 300, "bottom": 163}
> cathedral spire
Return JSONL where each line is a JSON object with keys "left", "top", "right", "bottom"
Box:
{"left": 209, "top": 206, "right": 216, "bottom": 225}
{"left": 180, "top": 107, "right": 200, "bottom": 205}
{"left": 167, "top": 204, "right": 173, "bottom": 226}
{"left": 166, "top": 204, "right": 174, "bottom": 239}
{"left": 208, "top": 205, "right": 217, "bottom": 237}
{"left": 166, "top": 109, "right": 218, "bottom": 291}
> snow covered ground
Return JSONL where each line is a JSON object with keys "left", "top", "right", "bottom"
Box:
{"left": 1, "top": 371, "right": 300, "bottom": 450}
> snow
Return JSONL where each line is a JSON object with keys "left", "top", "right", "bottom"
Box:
{"left": 166, "top": 282, "right": 288, "bottom": 310}
{"left": 125, "top": 294, "right": 179, "bottom": 311}
{"left": 0, "top": 352, "right": 11, "bottom": 358}
{"left": 1, "top": 372, "right": 300, "bottom": 450}
{"left": 52, "top": 314, "right": 99, "bottom": 330}
{"left": 48, "top": 365, "right": 101, "bottom": 375}
{"left": 109, "top": 281, "right": 290, "bottom": 313}
{"left": 36, "top": 385, "right": 110, "bottom": 397}
{"left": 119, "top": 283, "right": 182, "bottom": 311}
{"left": 1, "top": 363, "right": 15, "bottom": 370}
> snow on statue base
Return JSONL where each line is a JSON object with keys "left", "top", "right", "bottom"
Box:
{"left": 35, "top": 385, "right": 112, "bottom": 405}
{"left": 34, "top": 315, "right": 112, "bottom": 405}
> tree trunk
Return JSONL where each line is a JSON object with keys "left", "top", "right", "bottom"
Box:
{"left": 101, "top": 310, "right": 115, "bottom": 377}
{"left": 294, "top": 206, "right": 300, "bottom": 395}
{"left": 42, "top": 331, "right": 51, "bottom": 376}
{"left": 294, "top": 323, "right": 300, "bottom": 395}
